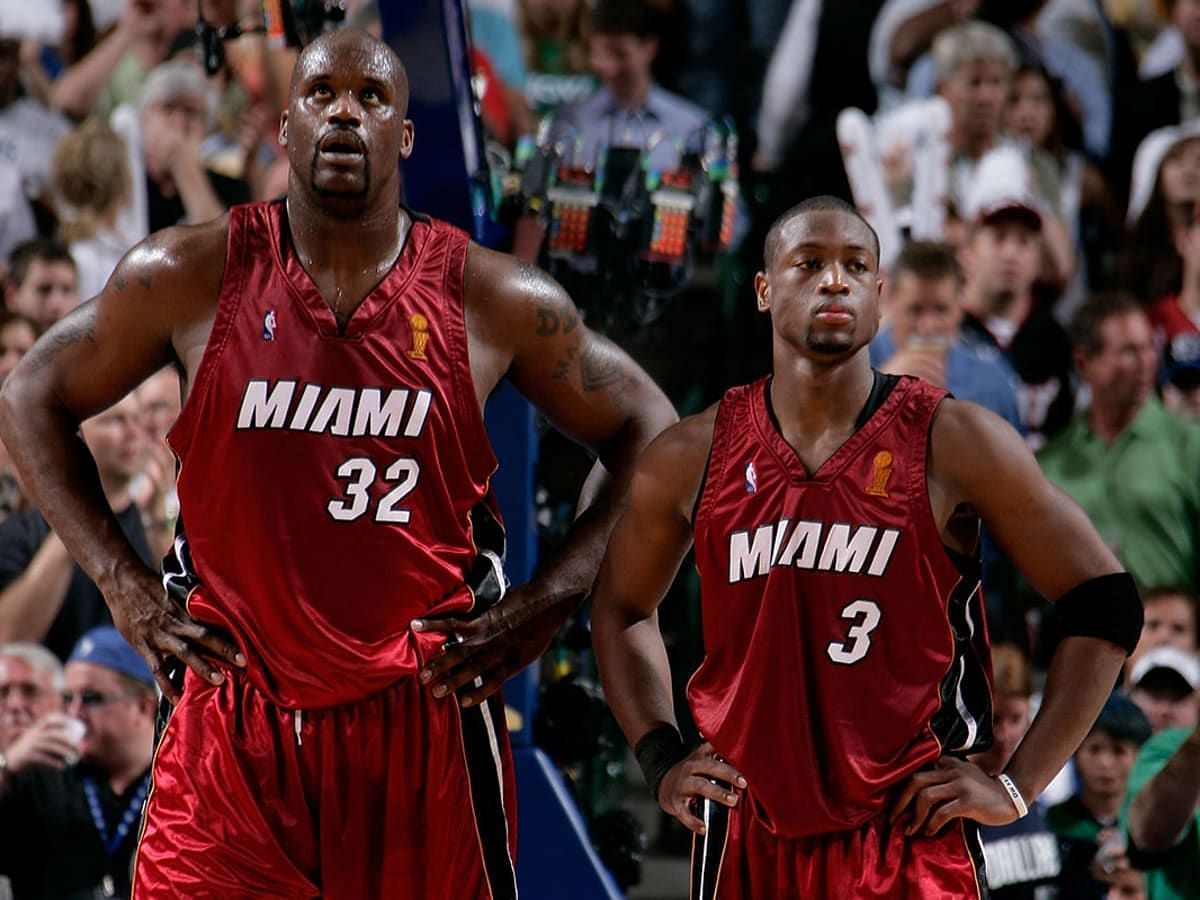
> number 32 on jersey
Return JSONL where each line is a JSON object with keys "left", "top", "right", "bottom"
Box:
{"left": 827, "top": 598, "right": 882, "bottom": 665}
{"left": 327, "top": 456, "right": 421, "bottom": 523}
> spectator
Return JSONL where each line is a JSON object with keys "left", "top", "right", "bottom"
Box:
{"left": 0, "top": 626, "right": 155, "bottom": 900}
{"left": 51, "top": 118, "right": 137, "bottom": 302}
{"left": 958, "top": 174, "right": 1075, "bottom": 447}
{"left": 1049, "top": 692, "right": 1152, "bottom": 898}
{"left": 0, "top": 642, "right": 63, "bottom": 749}
{"left": 871, "top": 239, "right": 1022, "bottom": 429}
{"left": 131, "top": 368, "right": 180, "bottom": 560}
{"left": 0, "top": 160, "right": 36, "bottom": 273}
{"left": 111, "top": 59, "right": 251, "bottom": 240}
{"left": 0, "top": 393, "right": 153, "bottom": 660}
{"left": 50, "top": 0, "right": 195, "bottom": 121}
{"left": 0, "top": 35, "right": 70, "bottom": 212}
{"left": 0, "top": 312, "right": 37, "bottom": 388}
{"left": 1128, "top": 647, "right": 1200, "bottom": 735}
{"left": 975, "top": 643, "right": 1064, "bottom": 898}
{"left": 1124, "top": 122, "right": 1200, "bottom": 306}
{"left": 1162, "top": 338, "right": 1200, "bottom": 421}
{"left": 1129, "top": 587, "right": 1200, "bottom": 680}
{"left": 545, "top": 0, "right": 709, "bottom": 173}
{"left": 4, "top": 239, "right": 79, "bottom": 331}
{"left": 1039, "top": 294, "right": 1200, "bottom": 589}
{"left": 1123, "top": 721, "right": 1200, "bottom": 898}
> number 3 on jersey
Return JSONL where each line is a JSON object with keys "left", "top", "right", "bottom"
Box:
{"left": 327, "top": 456, "right": 421, "bottom": 523}
{"left": 826, "top": 598, "right": 882, "bottom": 665}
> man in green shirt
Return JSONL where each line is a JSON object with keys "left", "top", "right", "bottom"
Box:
{"left": 1124, "top": 725, "right": 1200, "bottom": 899}
{"left": 1038, "top": 294, "right": 1200, "bottom": 589}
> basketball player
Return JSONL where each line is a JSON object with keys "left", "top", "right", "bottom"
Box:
{"left": 591, "top": 197, "right": 1143, "bottom": 898}
{"left": 0, "top": 30, "right": 675, "bottom": 898}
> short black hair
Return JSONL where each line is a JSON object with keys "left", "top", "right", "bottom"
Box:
{"left": 763, "top": 195, "right": 881, "bottom": 269}
{"left": 1067, "top": 292, "right": 1145, "bottom": 357}
{"left": 590, "top": 0, "right": 662, "bottom": 40}
{"left": 8, "top": 239, "right": 76, "bottom": 288}
{"left": 1089, "top": 691, "right": 1152, "bottom": 748}
{"left": 892, "top": 240, "right": 961, "bottom": 284}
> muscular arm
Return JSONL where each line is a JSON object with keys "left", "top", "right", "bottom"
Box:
{"left": 414, "top": 247, "right": 678, "bottom": 705}
{"left": 932, "top": 401, "right": 1126, "bottom": 802}
{"left": 591, "top": 414, "right": 713, "bottom": 746}
{"left": 0, "top": 221, "right": 242, "bottom": 697}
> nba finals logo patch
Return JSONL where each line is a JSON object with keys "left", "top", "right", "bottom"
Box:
{"left": 866, "top": 450, "right": 893, "bottom": 497}
{"left": 407, "top": 313, "right": 430, "bottom": 360}
{"left": 744, "top": 461, "right": 757, "bottom": 494}
{"left": 262, "top": 309, "right": 277, "bottom": 341}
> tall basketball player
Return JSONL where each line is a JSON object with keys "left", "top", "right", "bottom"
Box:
{"left": 591, "top": 197, "right": 1142, "bottom": 898}
{"left": 0, "top": 29, "right": 675, "bottom": 898}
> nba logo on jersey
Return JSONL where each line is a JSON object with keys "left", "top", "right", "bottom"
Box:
{"left": 263, "top": 310, "right": 277, "bottom": 341}
{"left": 744, "top": 461, "right": 757, "bottom": 493}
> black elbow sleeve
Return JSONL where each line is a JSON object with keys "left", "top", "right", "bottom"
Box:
{"left": 1054, "top": 572, "right": 1143, "bottom": 656}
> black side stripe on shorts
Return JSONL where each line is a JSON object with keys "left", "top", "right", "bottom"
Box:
{"left": 690, "top": 794, "right": 731, "bottom": 900}
{"left": 459, "top": 696, "right": 518, "bottom": 900}
{"left": 963, "top": 820, "right": 991, "bottom": 900}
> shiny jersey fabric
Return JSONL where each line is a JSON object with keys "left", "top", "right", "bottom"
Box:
{"left": 168, "top": 201, "right": 499, "bottom": 708}
{"left": 689, "top": 375, "right": 991, "bottom": 838}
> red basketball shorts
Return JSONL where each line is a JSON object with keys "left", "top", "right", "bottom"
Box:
{"left": 132, "top": 668, "right": 517, "bottom": 899}
{"left": 690, "top": 790, "right": 986, "bottom": 899}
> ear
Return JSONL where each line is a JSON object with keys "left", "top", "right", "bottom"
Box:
{"left": 754, "top": 271, "right": 770, "bottom": 313}
{"left": 399, "top": 119, "right": 415, "bottom": 160}
{"left": 1072, "top": 347, "right": 1089, "bottom": 379}
{"left": 278, "top": 111, "right": 288, "bottom": 148}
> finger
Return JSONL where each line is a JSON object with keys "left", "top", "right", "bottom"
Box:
{"left": 689, "top": 758, "right": 748, "bottom": 790}
{"left": 175, "top": 620, "right": 245, "bottom": 667}
{"left": 411, "top": 615, "right": 472, "bottom": 635}
{"left": 925, "top": 798, "right": 967, "bottom": 836}
{"left": 685, "top": 775, "right": 740, "bottom": 809}
{"left": 457, "top": 664, "right": 516, "bottom": 708}
{"left": 905, "top": 782, "right": 960, "bottom": 836}
{"left": 164, "top": 638, "right": 226, "bottom": 687}
{"left": 432, "top": 648, "right": 507, "bottom": 698}
{"left": 890, "top": 771, "right": 949, "bottom": 822}
{"left": 669, "top": 798, "right": 707, "bottom": 835}
{"left": 138, "top": 642, "right": 181, "bottom": 704}
{"left": 420, "top": 642, "right": 476, "bottom": 682}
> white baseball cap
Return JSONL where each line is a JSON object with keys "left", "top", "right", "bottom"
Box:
{"left": 1130, "top": 646, "right": 1200, "bottom": 692}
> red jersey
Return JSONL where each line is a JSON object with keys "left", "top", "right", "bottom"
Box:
{"left": 167, "top": 201, "right": 500, "bottom": 708}
{"left": 688, "top": 375, "right": 992, "bottom": 838}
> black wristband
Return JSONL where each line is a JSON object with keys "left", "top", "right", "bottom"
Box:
{"left": 634, "top": 725, "right": 689, "bottom": 802}
{"left": 1055, "top": 572, "right": 1144, "bottom": 656}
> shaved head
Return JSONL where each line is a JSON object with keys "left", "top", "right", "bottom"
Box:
{"left": 291, "top": 29, "right": 410, "bottom": 115}
{"left": 764, "top": 196, "right": 880, "bottom": 270}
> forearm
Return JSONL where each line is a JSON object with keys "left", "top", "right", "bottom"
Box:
{"left": 0, "top": 536, "right": 74, "bottom": 642}
{"left": 172, "top": 164, "right": 226, "bottom": 225}
{"left": 0, "top": 382, "right": 152, "bottom": 595}
{"left": 592, "top": 605, "right": 679, "bottom": 744}
{"left": 889, "top": 2, "right": 957, "bottom": 70}
{"left": 49, "top": 27, "right": 132, "bottom": 118}
{"left": 1003, "top": 636, "right": 1126, "bottom": 802}
{"left": 1129, "top": 732, "right": 1200, "bottom": 851}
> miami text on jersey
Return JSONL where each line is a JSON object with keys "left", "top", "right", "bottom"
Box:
{"left": 728, "top": 519, "right": 902, "bottom": 583}
{"left": 235, "top": 380, "right": 433, "bottom": 438}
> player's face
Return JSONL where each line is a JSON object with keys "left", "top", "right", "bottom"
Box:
{"left": 0, "top": 657, "right": 60, "bottom": 747}
{"left": 1074, "top": 732, "right": 1137, "bottom": 798}
{"left": 63, "top": 662, "right": 152, "bottom": 768}
{"left": 884, "top": 272, "right": 961, "bottom": 350}
{"left": 755, "top": 211, "right": 882, "bottom": 360}
{"left": 281, "top": 35, "right": 413, "bottom": 212}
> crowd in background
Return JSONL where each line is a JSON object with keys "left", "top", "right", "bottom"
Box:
{"left": 3, "top": 0, "right": 1200, "bottom": 897}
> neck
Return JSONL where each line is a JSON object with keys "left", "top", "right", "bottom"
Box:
{"left": 1079, "top": 787, "right": 1121, "bottom": 823}
{"left": 962, "top": 283, "right": 1030, "bottom": 325}
{"left": 947, "top": 126, "right": 996, "bottom": 161}
{"left": 1185, "top": 47, "right": 1200, "bottom": 82}
{"left": 102, "top": 479, "right": 131, "bottom": 512}
{"left": 612, "top": 79, "right": 652, "bottom": 111}
{"left": 1087, "top": 399, "right": 1143, "bottom": 445}
{"left": 1182, "top": 261, "right": 1200, "bottom": 313}
{"left": 105, "top": 750, "right": 151, "bottom": 795}
{"left": 769, "top": 347, "right": 875, "bottom": 438}
{"left": 285, "top": 190, "right": 408, "bottom": 275}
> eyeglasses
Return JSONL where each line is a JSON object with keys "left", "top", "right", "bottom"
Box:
{"left": 62, "top": 690, "right": 131, "bottom": 710}
{"left": 0, "top": 682, "right": 47, "bottom": 702}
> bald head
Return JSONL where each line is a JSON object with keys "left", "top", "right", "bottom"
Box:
{"left": 291, "top": 29, "right": 410, "bottom": 115}
{"left": 764, "top": 196, "right": 880, "bottom": 271}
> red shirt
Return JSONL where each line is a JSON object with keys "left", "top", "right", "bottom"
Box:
{"left": 168, "top": 201, "right": 499, "bottom": 708}
{"left": 689, "top": 376, "right": 992, "bottom": 837}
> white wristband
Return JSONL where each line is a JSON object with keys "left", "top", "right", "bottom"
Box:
{"left": 997, "top": 773, "right": 1028, "bottom": 819}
